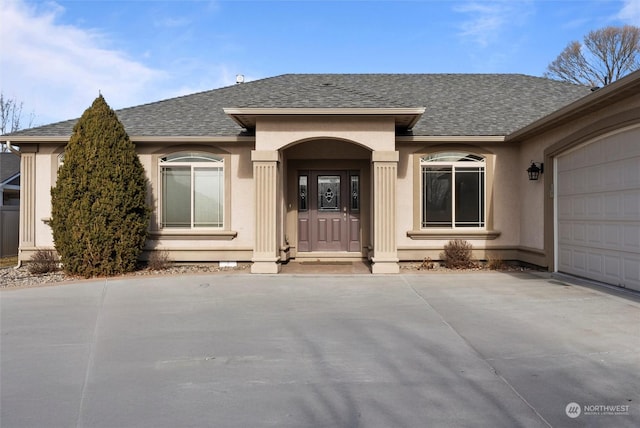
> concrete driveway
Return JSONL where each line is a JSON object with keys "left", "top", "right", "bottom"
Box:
{"left": 1, "top": 272, "right": 638, "bottom": 428}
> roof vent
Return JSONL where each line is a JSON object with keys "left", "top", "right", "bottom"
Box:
{"left": 236, "top": 74, "right": 245, "bottom": 84}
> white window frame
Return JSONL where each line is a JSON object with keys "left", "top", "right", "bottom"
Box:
{"left": 159, "top": 152, "right": 224, "bottom": 229}
{"left": 420, "top": 152, "right": 486, "bottom": 229}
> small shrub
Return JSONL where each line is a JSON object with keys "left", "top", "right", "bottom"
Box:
{"left": 28, "top": 250, "right": 59, "bottom": 275}
{"left": 418, "top": 257, "right": 435, "bottom": 270}
{"left": 487, "top": 257, "right": 506, "bottom": 270}
{"left": 147, "top": 250, "right": 172, "bottom": 271}
{"left": 441, "top": 240, "right": 475, "bottom": 269}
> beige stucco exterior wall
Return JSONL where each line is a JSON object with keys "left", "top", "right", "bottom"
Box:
{"left": 12, "top": 142, "right": 65, "bottom": 259}
{"left": 395, "top": 142, "right": 522, "bottom": 261}
{"left": 34, "top": 145, "right": 57, "bottom": 248}
{"left": 519, "top": 140, "right": 548, "bottom": 254}
{"left": 255, "top": 116, "right": 397, "bottom": 152}
{"left": 137, "top": 142, "right": 255, "bottom": 261}
{"left": 18, "top": 140, "right": 256, "bottom": 262}
{"left": 518, "top": 89, "right": 640, "bottom": 268}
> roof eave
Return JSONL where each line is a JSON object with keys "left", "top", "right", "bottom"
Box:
{"left": 3, "top": 136, "right": 69, "bottom": 143}
{"left": 3, "top": 135, "right": 256, "bottom": 144}
{"left": 396, "top": 135, "right": 506, "bottom": 143}
{"left": 507, "top": 70, "right": 640, "bottom": 142}
{"left": 223, "top": 107, "right": 427, "bottom": 131}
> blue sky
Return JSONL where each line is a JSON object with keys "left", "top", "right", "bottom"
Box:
{"left": 1, "top": 0, "right": 639, "bottom": 126}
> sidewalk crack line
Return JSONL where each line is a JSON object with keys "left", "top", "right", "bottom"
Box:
{"left": 400, "top": 275, "right": 553, "bottom": 428}
{"left": 75, "top": 279, "right": 109, "bottom": 428}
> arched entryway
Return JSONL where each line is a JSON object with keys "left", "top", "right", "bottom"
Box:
{"left": 243, "top": 112, "right": 409, "bottom": 274}
{"left": 283, "top": 139, "right": 371, "bottom": 259}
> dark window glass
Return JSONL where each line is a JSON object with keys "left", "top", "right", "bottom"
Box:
{"left": 421, "top": 162, "right": 485, "bottom": 229}
{"left": 299, "top": 175, "right": 308, "bottom": 211}
{"left": 318, "top": 175, "right": 340, "bottom": 211}
{"left": 350, "top": 175, "right": 359, "bottom": 211}
{"left": 422, "top": 167, "right": 452, "bottom": 227}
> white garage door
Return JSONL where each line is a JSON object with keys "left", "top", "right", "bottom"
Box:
{"left": 556, "top": 126, "right": 640, "bottom": 291}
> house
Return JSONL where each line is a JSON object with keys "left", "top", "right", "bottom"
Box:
{"left": 0, "top": 151, "right": 20, "bottom": 206}
{"left": 4, "top": 72, "right": 639, "bottom": 289}
{"left": 0, "top": 151, "right": 20, "bottom": 257}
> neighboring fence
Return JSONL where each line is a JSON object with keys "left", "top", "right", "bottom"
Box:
{"left": 0, "top": 206, "right": 19, "bottom": 257}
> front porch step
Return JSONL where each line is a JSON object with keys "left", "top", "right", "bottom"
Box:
{"left": 280, "top": 260, "right": 371, "bottom": 274}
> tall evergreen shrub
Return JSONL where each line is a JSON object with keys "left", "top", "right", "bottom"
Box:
{"left": 50, "top": 95, "right": 150, "bottom": 277}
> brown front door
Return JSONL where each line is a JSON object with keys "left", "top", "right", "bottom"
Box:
{"left": 298, "top": 170, "right": 361, "bottom": 252}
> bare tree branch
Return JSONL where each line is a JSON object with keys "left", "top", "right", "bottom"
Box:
{"left": 1, "top": 92, "right": 35, "bottom": 151}
{"left": 544, "top": 25, "right": 640, "bottom": 86}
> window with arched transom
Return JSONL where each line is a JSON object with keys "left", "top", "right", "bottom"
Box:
{"left": 159, "top": 152, "right": 224, "bottom": 228}
{"left": 420, "top": 152, "right": 485, "bottom": 228}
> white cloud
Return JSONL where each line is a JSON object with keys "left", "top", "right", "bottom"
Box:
{"left": 154, "top": 17, "right": 191, "bottom": 28}
{"left": 617, "top": 0, "right": 640, "bottom": 24}
{"left": 454, "top": 0, "right": 533, "bottom": 47}
{"left": 0, "top": 0, "right": 166, "bottom": 126}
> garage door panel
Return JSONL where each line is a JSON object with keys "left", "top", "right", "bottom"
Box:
{"left": 559, "top": 248, "right": 572, "bottom": 269}
{"left": 558, "top": 193, "right": 640, "bottom": 220}
{"left": 586, "top": 195, "right": 602, "bottom": 217}
{"left": 603, "top": 165, "right": 623, "bottom": 188}
{"left": 560, "top": 221, "right": 638, "bottom": 252}
{"left": 558, "top": 198, "right": 572, "bottom": 217}
{"left": 573, "top": 223, "right": 586, "bottom": 243}
{"left": 603, "top": 194, "right": 622, "bottom": 217}
{"left": 622, "top": 158, "right": 640, "bottom": 186}
{"left": 573, "top": 250, "right": 587, "bottom": 270}
{"left": 624, "top": 258, "right": 640, "bottom": 285}
{"left": 587, "top": 168, "right": 602, "bottom": 190}
{"left": 558, "top": 221, "right": 572, "bottom": 242}
{"left": 556, "top": 126, "right": 640, "bottom": 291}
{"left": 559, "top": 247, "right": 638, "bottom": 289}
{"left": 604, "top": 256, "right": 620, "bottom": 278}
{"left": 623, "top": 225, "right": 640, "bottom": 251}
{"left": 623, "top": 190, "right": 640, "bottom": 217}
{"left": 587, "top": 254, "right": 603, "bottom": 274}
{"left": 572, "top": 198, "right": 586, "bottom": 216}
{"left": 587, "top": 224, "right": 601, "bottom": 243}
{"left": 602, "top": 224, "right": 621, "bottom": 246}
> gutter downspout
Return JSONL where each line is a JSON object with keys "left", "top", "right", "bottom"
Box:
{"left": 4, "top": 141, "right": 23, "bottom": 268}
{"left": 5, "top": 140, "right": 21, "bottom": 157}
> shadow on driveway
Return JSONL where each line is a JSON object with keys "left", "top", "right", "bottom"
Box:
{"left": 1, "top": 273, "right": 638, "bottom": 427}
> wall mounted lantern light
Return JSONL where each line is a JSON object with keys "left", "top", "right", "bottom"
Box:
{"left": 527, "top": 162, "right": 544, "bottom": 181}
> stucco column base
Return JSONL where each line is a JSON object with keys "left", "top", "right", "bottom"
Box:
{"left": 251, "top": 260, "right": 281, "bottom": 274}
{"left": 371, "top": 258, "right": 400, "bottom": 274}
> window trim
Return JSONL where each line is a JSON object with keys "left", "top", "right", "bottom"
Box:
{"left": 420, "top": 154, "right": 486, "bottom": 229}
{"left": 409, "top": 148, "right": 499, "bottom": 240}
{"left": 154, "top": 149, "right": 234, "bottom": 237}
{"left": 160, "top": 154, "right": 224, "bottom": 229}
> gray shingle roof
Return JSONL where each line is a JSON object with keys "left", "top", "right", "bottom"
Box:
{"left": 6, "top": 74, "right": 591, "bottom": 138}
{"left": 0, "top": 152, "right": 21, "bottom": 183}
